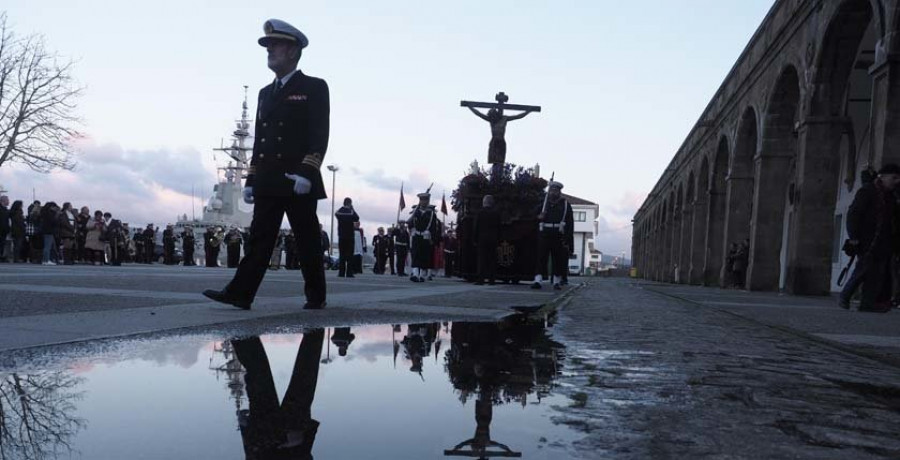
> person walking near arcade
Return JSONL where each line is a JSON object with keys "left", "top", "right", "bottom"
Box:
{"left": 839, "top": 163, "right": 900, "bottom": 312}
{"left": 204, "top": 18, "right": 329, "bottom": 310}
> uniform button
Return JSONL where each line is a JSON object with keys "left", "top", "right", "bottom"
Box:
{"left": 277, "top": 137, "right": 282, "bottom": 142}
{"left": 261, "top": 138, "right": 266, "bottom": 143}
{"left": 259, "top": 154, "right": 265, "bottom": 159}
{"left": 279, "top": 122, "right": 284, "bottom": 127}
{"left": 276, "top": 154, "right": 282, "bottom": 159}
{"left": 262, "top": 122, "right": 267, "bottom": 127}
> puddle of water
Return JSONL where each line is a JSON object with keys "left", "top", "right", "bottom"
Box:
{"left": 0, "top": 319, "right": 578, "bottom": 459}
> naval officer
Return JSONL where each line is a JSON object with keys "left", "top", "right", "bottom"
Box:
{"left": 204, "top": 18, "right": 329, "bottom": 310}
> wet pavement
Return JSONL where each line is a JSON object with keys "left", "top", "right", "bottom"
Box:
{"left": 0, "top": 264, "right": 566, "bottom": 350}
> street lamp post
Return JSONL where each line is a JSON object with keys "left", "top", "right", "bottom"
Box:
{"left": 327, "top": 164, "right": 339, "bottom": 256}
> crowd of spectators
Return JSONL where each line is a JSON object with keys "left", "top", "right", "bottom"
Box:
{"left": 0, "top": 195, "right": 141, "bottom": 266}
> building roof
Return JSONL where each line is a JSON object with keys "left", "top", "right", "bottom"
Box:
{"left": 562, "top": 193, "right": 597, "bottom": 206}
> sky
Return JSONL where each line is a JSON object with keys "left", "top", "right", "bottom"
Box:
{"left": 0, "top": 0, "right": 774, "bottom": 255}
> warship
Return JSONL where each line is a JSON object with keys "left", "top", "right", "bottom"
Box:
{"left": 175, "top": 87, "right": 255, "bottom": 264}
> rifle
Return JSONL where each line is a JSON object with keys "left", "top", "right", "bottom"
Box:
{"left": 540, "top": 172, "right": 555, "bottom": 216}
{"left": 837, "top": 254, "right": 855, "bottom": 286}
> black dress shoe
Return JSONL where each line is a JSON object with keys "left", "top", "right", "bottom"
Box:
{"left": 303, "top": 300, "right": 327, "bottom": 310}
{"left": 203, "top": 289, "right": 251, "bottom": 310}
{"left": 530, "top": 282, "right": 542, "bottom": 290}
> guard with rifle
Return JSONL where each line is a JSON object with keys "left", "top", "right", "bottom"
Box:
{"left": 163, "top": 224, "right": 177, "bottom": 265}
{"left": 531, "top": 180, "right": 573, "bottom": 290}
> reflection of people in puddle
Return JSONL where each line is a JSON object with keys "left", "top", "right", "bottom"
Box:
{"left": 330, "top": 327, "right": 355, "bottom": 357}
{"left": 231, "top": 328, "right": 324, "bottom": 459}
{"left": 401, "top": 323, "right": 439, "bottom": 374}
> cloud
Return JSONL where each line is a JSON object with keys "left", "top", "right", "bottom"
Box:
{"left": 0, "top": 141, "right": 215, "bottom": 226}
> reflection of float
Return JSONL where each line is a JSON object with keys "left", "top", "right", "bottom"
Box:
{"left": 443, "top": 316, "right": 565, "bottom": 458}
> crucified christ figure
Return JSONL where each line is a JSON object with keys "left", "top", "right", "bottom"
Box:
{"left": 467, "top": 107, "right": 535, "bottom": 164}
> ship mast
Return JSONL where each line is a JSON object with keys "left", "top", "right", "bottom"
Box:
{"left": 213, "top": 85, "right": 253, "bottom": 182}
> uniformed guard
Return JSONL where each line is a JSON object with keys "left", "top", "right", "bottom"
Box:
{"left": 205, "top": 226, "right": 222, "bottom": 268}
{"left": 142, "top": 224, "right": 156, "bottom": 264}
{"left": 225, "top": 226, "right": 243, "bottom": 268}
{"left": 204, "top": 19, "right": 329, "bottom": 310}
{"left": 372, "top": 227, "right": 392, "bottom": 274}
{"left": 335, "top": 198, "right": 359, "bottom": 277}
{"left": 182, "top": 226, "right": 196, "bottom": 266}
{"left": 407, "top": 192, "right": 442, "bottom": 282}
{"left": 392, "top": 222, "right": 410, "bottom": 276}
{"left": 133, "top": 229, "right": 145, "bottom": 264}
{"left": 443, "top": 229, "right": 457, "bottom": 278}
{"left": 162, "top": 224, "right": 176, "bottom": 265}
{"left": 531, "top": 181, "right": 574, "bottom": 290}
{"left": 283, "top": 229, "right": 297, "bottom": 269}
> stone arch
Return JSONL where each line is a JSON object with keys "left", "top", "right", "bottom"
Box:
{"left": 747, "top": 65, "right": 801, "bottom": 291}
{"left": 704, "top": 136, "right": 730, "bottom": 286}
{"left": 665, "top": 190, "right": 677, "bottom": 282}
{"left": 786, "top": 0, "right": 877, "bottom": 294}
{"left": 721, "top": 107, "right": 758, "bottom": 287}
{"left": 689, "top": 156, "right": 710, "bottom": 284}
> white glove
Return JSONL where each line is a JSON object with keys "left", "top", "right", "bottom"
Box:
{"left": 243, "top": 186, "right": 254, "bottom": 204}
{"left": 285, "top": 173, "right": 312, "bottom": 195}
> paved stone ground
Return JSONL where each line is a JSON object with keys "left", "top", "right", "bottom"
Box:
{"left": 0, "top": 263, "right": 566, "bottom": 351}
{"left": 553, "top": 278, "right": 900, "bottom": 459}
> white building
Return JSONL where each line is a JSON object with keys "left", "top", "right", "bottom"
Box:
{"left": 562, "top": 193, "right": 599, "bottom": 275}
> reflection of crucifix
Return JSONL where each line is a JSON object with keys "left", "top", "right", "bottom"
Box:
{"left": 461, "top": 92, "right": 541, "bottom": 165}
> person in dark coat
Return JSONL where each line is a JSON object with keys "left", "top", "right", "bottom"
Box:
{"left": 142, "top": 224, "right": 156, "bottom": 264}
{"left": 74, "top": 206, "right": 90, "bottom": 263}
{"left": 330, "top": 327, "right": 356, "bottom": 356}
{"left": 0, "top": 196, "right": 9, "bottom": 262}
{"left": 372, "top": 227, "right": 391, "bottom": 274}
{"left": 204, "top": 18, "right": 330, "bottom": 311}
{"left": 839, "top": 163, "right": 900, "bottom": 312}
{"left": 531, "top": 182, "right": 574, "bottom": 290}
{"left": 319, "top": 224, "right": 330, "bottom": 257}
{"left": 106, "top": 219, "right": 126, "bottom": 266}
{"left": 334, "top": 198, "right": 359, "bottom": 278}
{"left": 182, "top": 226, "right": 196, "bottom": 266}
{"left": 392, "top": 222, "right": 410, "bottom": 276}
{"left": 226, "top": 226, "right": 243, "bottom": 268}
{"left": 205, "top": 227, "right": 221, "bottom": 267}
{"left": 56, "top": 203, "right": 77, "bottom": 265}
{"left": 474, "top": 195, "right": 501, "bottom": 285}
{"left": 232, "top": 328, "right": 324, "bottom": 459}
{"left": 9, "top": 200, "right": 25, "bottom": 263}
{"left": 40, "top": 202, "right": 60, "bottom": 265}
{"left": 283, "top": 230, "right": 298, "bottom": 269}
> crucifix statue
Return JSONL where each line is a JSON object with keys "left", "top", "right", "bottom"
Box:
{"left": 461, "top": 92, "right": 541, "bottom": 165}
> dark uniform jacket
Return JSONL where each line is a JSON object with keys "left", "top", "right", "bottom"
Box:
{"left": 540, "top": 198, "right": 575, "bottom": 251}
{"left": 246, "top": 71, "right": 330, "bottom": 199}
{"left": 0, "top": 205, "right": 9, "bottom": 236}
{"left": 847, "top": 180, "right": 896, "bottom": 254}
{"left": 335, "top": 205, "right": 359, "bottom": 240}
{"left": 373, "top": 234, "right": 393, "bottom": 256}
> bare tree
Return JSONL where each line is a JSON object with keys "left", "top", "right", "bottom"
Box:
{"left": 0, "top": 12, "right": 82, "bottom": 173}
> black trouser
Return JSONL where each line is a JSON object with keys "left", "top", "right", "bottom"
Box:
{"left": 353, "top": 254, "right": 363, "bottom": 274}
{"left": 477, "top": 240, "right": 497, "bottom": 283}
{"left": 145, "top": 244, "right": 154, "bottom": 264}
{"left": 388, "top": 250, "right": 395, "bottom": 274}
{"left": 232, "top": 329, "right": 323, "bottom": 457}
{"left": 0, "top": 231, "right": 7, "bottom": 261}
{"left": 184, "top": 245, "right": 194, "bottom": 265}
{"left": 225, "top": 196, "right": 326, "bottom": 303}
{"left": 444, "top": 251, "right": 455, "bottom": 277}
{"left": 536, "top": 232, "right": 566, "bottom": 282}
{"left": 338, "top": 238, "right": 354, "bottom": 276}
{"left": 164, "top": 242, "right": 175, "bottom": 265}
{"left": 227, "top": 244, "right": 241, "bottom": 268}
{"left": 375, "top": 251, "right": 387, "bottom": 274}
{"left": 395, "top": 246, "right": 408, "bottom": 275}
{"left": 840, "top": 250, "right": 892, "bottom": 309}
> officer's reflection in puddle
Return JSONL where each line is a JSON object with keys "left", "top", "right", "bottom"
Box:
{"left": 444, "top": 319, "right": 565, "bottom": 458}
{"left": 231, "top": 328, "right": 324, "bottom": 460}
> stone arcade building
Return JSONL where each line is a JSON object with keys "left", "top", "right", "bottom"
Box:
{"left": 633, "top": 0, "right": 900, "bottom": 294}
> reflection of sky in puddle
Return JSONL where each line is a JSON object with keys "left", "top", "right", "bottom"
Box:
{"left": 3, "top": 321, "right": 579, "bottom": 459}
